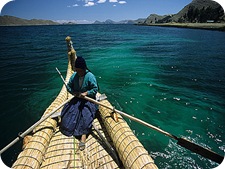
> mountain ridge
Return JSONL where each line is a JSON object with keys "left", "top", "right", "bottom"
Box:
{"left": 92, "top": 18, "right": 145, "bottom": 24}
{"left": 0, "top": 15, "right": 59, "bottom": 26}
{"left": 1, "top": 0, "right": 224, "bottom": 26}
{"left": 143, "top": 0, "right": 224, "bottom": 24}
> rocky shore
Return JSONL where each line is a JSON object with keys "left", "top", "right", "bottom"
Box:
{"left": 139, "top": 0, "right": 225, "bottom": 32}
{"left": 144, "top": 23, "right": 225, "bottom": 31}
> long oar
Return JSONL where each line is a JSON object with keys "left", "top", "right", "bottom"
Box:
{"left": 0, "top": 96, "right": 74, "bottom": 155}
{"left": 56, "top": 67, "right": 70, "bottom": 91}
{"left": 56, "top": 68, "right": 224, "bottom": 164}
{"left": 81, "top": 95, "right": 224, "bottom": 164}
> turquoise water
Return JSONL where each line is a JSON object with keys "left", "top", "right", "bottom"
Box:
{"left": 0, "top": 25, "right": 224, "bottom": 168}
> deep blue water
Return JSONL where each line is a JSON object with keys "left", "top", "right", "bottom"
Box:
{"left": 0, "top": 24, "right": 225, "bottom": 168}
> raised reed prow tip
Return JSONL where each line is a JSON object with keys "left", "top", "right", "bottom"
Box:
{"left": 65, "top": 36, "right": 76, "bottom": 71}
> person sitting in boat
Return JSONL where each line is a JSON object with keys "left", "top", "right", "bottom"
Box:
{"left": 60, "top": 56, "right": 98, "bottom": 151}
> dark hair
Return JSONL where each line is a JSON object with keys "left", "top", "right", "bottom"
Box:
{"left": 75, "top": 57, "right": 100, "bottom": 91}
{"left": 75, "top": 56, "right": 87, "bottom": 70}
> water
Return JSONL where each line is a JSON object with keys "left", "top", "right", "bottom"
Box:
{"left": 0, "top": 25, "right": 224, "bottom": 168}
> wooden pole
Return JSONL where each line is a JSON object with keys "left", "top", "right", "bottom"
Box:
{"left": 0, "top": 96, "right": 74, "bottom": 155}
{"left": 56, "top": 67, "right": 224, "bottom": 164}
{"left": 82, "top": 95, "right": 224, "bottom": 164}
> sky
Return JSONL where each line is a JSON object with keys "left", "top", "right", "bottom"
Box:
{"left": 0, "top": 0, "right": 224, "bottom": 24}
{"left": 0, "top": 0, "right": 194, "bottom": 23}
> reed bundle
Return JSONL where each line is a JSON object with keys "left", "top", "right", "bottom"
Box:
{"left": 98, "top": 100, "right": 158, "bottom": 169}
{"left": 12, "top": 53, "right": 75, "bottom": 169}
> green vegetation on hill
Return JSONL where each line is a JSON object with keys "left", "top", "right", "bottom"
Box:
{"left": 143, "top": 0, "right": 224, "bottom": 24}
{"left": 0, "top": 15, "right": 59, "bottom": 26}
{"left": 183, "top": 5, "right": 224, "bottom": 23}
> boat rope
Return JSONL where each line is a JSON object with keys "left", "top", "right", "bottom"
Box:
{"left": 0, "top": 96, "right": 74, "bottom": 155}
{"left": 73, "top": 137, "right": 76, "bottom": 168}
{"left": 92, "top": 123, "right": 121, "bottom": 166}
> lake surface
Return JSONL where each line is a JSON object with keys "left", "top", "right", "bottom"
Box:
{"left": 0, "top": 24, "right": 224, "bottom": 168}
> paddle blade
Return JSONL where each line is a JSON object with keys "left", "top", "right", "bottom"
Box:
{"left": 96, "top": 93, "right": 107, "bottom": 101}
{"left": 177, "top": 137, "right": 224, "bottom": 164}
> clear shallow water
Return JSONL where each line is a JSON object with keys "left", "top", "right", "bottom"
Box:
{"left": 0, "top": 25, "right": 224, "bottom": 168}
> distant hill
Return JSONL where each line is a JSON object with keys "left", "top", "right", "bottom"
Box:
{"left": 142, "top": 0, "right": 224, "bottom": 25}
{"left": 171, "top": 0, "right": 224, "bottom": 23}
{"left": 143, "top": 14, "right": 172, "bottom": 24}
{"left": 0, "top": 15, "right": 59, "bottom": 26}
{"left": 93, "top": 18, "right": 146, "bottom": 24}
{"left": 93, "top": 19, "right": 116, "bottom": 24}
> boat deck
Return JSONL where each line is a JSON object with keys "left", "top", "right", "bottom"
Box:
{"left": 40, "top": 117, "right": 120, "bottom": 169}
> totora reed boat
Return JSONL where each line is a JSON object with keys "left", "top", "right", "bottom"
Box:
{"left": 1, "top": 36, "right": 223, "bottom": 168}
{"left": 3, "top": 36, "right": 158, "bottom": 169}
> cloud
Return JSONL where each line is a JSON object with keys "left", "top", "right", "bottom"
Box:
{"left": 67, "top": 4, "right": 79, "bottom": 8}
{"left": 68, "top": 0, "right": 127, "bottom": 8}
{"left": 109, "top": 0, "right": 118, "bottom": 3}
{"left": 118, "top": 1, "right": 126, "bottom": 4}
{"left": 97, "top": 0, "right": 106, "bottom": 3}
{"left": 84, "top": 2, "right": 95, "bottom": 6}
{"left": 109, "top": 0, "right": 127, "bottom": 5}
{"left": 83, "top": 0, "right": 95, "bottom": 7}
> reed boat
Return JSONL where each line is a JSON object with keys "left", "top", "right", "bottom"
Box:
{"left": 8, "top": 36, "right": 158, "bottom": 169}
{"left": 2, "top": 36, "right": 223, "bottom": 168}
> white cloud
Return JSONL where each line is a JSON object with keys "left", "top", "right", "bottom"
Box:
{"left": 84, "top": 1, "right": 95, "bottom": 6}
{"left": 118, "top": 1, "right": 126, "bottom": 4}
{"left": 109, "top": 0, "right": 127, "bottom": 5}
{"left": 97, "top": 0, "right": 106, "bottom": 3}
{"left": 109, "top": 0, "right": 118, "bottom": 3}
{"left": 73, "top": 4, "right": 79, "bottom": 7}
